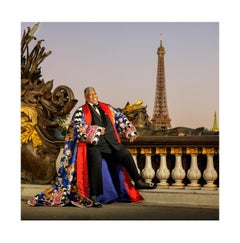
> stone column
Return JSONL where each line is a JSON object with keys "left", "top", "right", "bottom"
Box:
{"left": 141, "top": 148, "right": 155, "bottom": 183}
{"left": 186, "top": 148, "right": 201, "bottom": 189}
{"left": 171, "top": 147, "right": 185, "bottom": 188}
{"left": 156, "top": 147, "right": 170, "bottom": 188}
{"left": 202, "top": 148, "right": 218, "bottom": 189}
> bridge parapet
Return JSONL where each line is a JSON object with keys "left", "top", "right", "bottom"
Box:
{"left": 122, "top": 135, "right": 219, "bottom": 190}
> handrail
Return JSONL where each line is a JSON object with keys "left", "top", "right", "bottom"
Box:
{"left": 122, "top": 135, "right": 219, "bottom": 147}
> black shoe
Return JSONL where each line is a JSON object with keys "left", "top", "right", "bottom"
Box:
{"left": 92, "top": 201, "right": 103, "bottom": 208}
{"left": 135, "top": 179, "right": 157, "bottom": 189}
{"left": 90, "top": 195, "right": 103, "bottom": 208}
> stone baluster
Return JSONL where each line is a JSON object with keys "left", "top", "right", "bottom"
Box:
{"left": 171, "top": 147, "right": 185, "bottom": 188}
{"left": 140, "top": 148, "right": 155, "bottom": 183}
{"left": 128, "top": 148, "right": 140, "bottom": 174}
{"left": 202, "top": 148, "right": 218, "bottom": 189}
{"left": 186, "top": 148, "right": 201, "bottom": 189}
{"left": 156, "top": 147, "right": 170, "bottom": 188}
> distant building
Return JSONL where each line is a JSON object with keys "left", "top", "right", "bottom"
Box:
{"left": 151, "top": 35, "right": 171, "bottom": 130}
{"left": 212, "top": 111, "right": 219, "bottom": 132}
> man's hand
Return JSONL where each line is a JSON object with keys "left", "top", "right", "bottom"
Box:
{"left": 129, "top": 135, "right": 137, "bottom": 143}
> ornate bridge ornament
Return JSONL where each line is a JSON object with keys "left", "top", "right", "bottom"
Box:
{"left": 170, "top": 147, "right": 183, "bottom": 155}
{"left": 155, "top": 147, "right": 167, "bottom": 155}
{"left": 120, "top": 100, "right": 153, "bottom": 136}
{"left": 201, "top": 147, "right": 217, "bottom": 155}
{"left": 21, "top": 23, "right": 78, "bottom": 184}
{"left": 186, "top": 148, "right": 199, "bottom": 155}
{"left": 21, "top": 105, "right": 42, "bottom": 147}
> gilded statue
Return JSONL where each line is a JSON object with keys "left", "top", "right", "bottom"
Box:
{"left": 21, "top": 23, "right": 78, "bottom": 184}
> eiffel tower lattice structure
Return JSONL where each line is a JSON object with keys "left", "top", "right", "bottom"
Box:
{"left": 151, "top": 35, "right": 171, "bottom": 131}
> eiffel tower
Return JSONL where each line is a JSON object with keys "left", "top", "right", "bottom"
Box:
{"left": 151, "top": 35, "right": 171, "bottom": 130}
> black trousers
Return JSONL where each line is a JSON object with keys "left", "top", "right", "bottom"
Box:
{"left": 87, "top": 144, "right": 140, "bottom": 196}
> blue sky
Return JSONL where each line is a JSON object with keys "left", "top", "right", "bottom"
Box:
{"left": 21, "top": 22, "right": 219, "bottom": 129}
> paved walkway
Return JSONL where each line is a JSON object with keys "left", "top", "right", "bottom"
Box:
{"left": 21, "top": 198, "right": 219, "bottom": 220}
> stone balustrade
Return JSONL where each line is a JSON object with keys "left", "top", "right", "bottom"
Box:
{"left": 122, "top": 135, "right": 219, "bottom": 190}
{"left": 22, "top": 135, "right": 219, "bottom": 208}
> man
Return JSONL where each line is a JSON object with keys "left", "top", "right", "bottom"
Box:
{"left": 27, "top": 87, "right": 156, "bottom": 208}
{"left": 77, "top": 87, "right": 156, "bottom": 207}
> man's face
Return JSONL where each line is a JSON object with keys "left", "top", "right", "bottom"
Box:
{"left": 85, "top": 88, "right": 99, "bottom": 105}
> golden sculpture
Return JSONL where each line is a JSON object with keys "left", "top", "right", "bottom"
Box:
{"left": 21, "top": 23, "right": 78, "bottom": 184}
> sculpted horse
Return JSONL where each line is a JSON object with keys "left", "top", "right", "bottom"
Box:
{"left": 120, "top": 100, "right": 155, "bottom": 136}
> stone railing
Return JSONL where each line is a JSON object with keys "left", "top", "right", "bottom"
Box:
{"left": 122, "top": 135, "right": 219, "bottom": 190}
{"left": 22, "top": 135, "right": 219, "bottom": 208}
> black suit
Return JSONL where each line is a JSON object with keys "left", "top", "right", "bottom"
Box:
{"left": 86, "top": 103, "right": 140, "bottom": 197}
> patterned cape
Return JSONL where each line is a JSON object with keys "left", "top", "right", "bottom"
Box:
{"left": 27, "top": 102, "right": 143, "bottom": 207}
